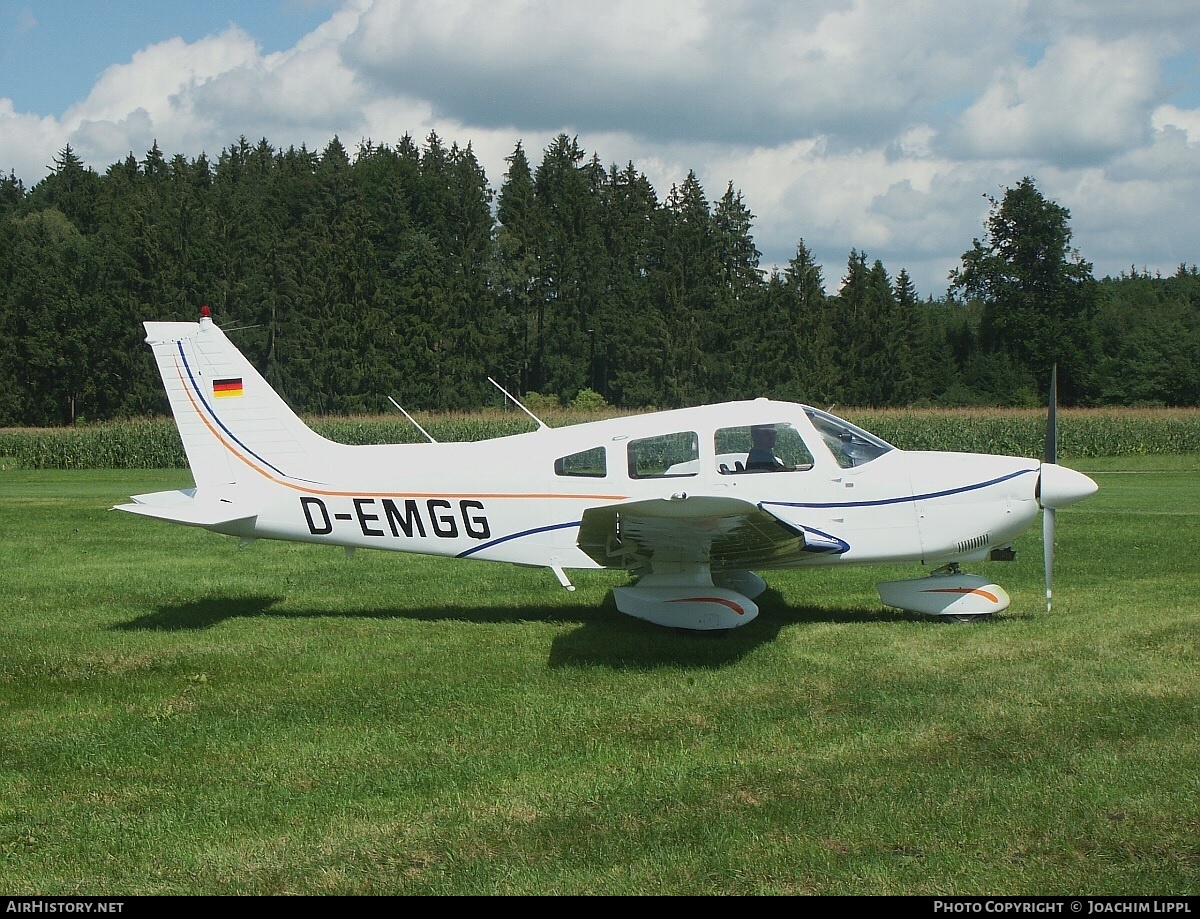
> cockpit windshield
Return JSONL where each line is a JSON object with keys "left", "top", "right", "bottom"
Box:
{"left": 804, "top": 408, "right": 895, "bottom": 468}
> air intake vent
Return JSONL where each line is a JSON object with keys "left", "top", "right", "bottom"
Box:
{"left": 957, "top": 533, "right": 990, "bottom": 555}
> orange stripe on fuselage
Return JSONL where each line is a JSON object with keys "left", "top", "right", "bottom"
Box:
{"left": 173, "top": 356, "right": 630, "bottom": 503}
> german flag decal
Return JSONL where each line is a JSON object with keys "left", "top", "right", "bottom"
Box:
{"left": 213, "top": 378, "right": 244, "bottom": 398}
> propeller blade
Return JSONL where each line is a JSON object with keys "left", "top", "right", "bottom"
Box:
{"left": 1045, "top": 364, "right": 1057, "bottom": 466}
{"left": 1043, "top": 363, "right": 1058, "bottom": 611}
{"left": 1043, "top": 505, "right": 1055, "bottom": 612}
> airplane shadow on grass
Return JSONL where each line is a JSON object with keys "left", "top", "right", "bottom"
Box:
{"left": 112, "top": 588, "right": 937, "bottom": 670}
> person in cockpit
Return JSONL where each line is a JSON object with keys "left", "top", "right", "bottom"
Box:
{"left": 746, "top": 424, "right": 788, "bottom": 472}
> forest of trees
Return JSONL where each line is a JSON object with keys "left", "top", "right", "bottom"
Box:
{"left": 1, "top": 132, "right": 1198, "bottom": 426}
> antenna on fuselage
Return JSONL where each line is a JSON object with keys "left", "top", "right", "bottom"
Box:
{"left": 388, "top": 396, "right": 437, "bottom": 443}
{"left": 488, "top": 377, "right": 548, "bottom": 430}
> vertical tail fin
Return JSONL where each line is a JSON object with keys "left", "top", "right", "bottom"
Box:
{"left": 144, "top": 315, "right": 333, "bottom": 489}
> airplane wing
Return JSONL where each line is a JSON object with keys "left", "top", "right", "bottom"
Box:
{"left": 576, "top": 495, "right": 815, "bottom": 575}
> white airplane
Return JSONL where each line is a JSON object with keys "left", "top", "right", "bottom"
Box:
{"left": 117, "top": 309, "right": 1098, "bottom": 631}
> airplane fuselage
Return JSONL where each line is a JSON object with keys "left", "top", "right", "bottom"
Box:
{"left": 207, "top": 401, "right": 1044, "bottom": 574}
{"left": 119, "top": 317, "right": 1097, "bottom": 629}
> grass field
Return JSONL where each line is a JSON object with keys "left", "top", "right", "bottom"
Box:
{"left": 1, "top": 459, "right": 1198, "bottom": 895}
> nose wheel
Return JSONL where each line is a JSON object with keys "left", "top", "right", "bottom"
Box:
{"left": 929, "top": 564, "right": 992, "bottom": 622}
{"left": 879, "top": 564, "right": 1008, "bottom": 620}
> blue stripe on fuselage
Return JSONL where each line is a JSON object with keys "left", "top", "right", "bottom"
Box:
{"left": 455, "top": 520, "right": 581, "bottom": 558}
{"left": 763, "top": 468, "right": 1035, "bottom": 511}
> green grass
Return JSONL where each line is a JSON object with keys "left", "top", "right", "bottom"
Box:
{"left": 1, "top": 461, "right": 1198, "bottom": 895}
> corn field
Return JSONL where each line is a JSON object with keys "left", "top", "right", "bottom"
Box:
{"left": 2, "top": 407, "right": 1198, "bottom": 470}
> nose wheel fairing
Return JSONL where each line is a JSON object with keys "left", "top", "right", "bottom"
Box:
{"left": 878, "top": 565, "right": 1010, "bottom": 619}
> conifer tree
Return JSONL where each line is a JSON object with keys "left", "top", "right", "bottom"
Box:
{"left": 951, "top": 177, "right": 1098, "bottom": 403}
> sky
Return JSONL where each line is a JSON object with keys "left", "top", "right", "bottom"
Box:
{"left": 2, "top": 0, "right": 1199, "bottom": 300}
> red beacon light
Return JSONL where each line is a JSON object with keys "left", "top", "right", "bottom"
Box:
{"left": 200, "top": 305, "right": 211, "bottom": 318}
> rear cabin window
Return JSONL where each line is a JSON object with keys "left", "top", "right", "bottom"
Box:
{"left": 555, "top": 446, "right": 607, "bottom": 478}
{"left": 627, "top": 432, "right": 699, "bottom": 479}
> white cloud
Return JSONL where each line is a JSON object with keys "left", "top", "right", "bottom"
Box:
{"left": 24, "top": 29, "right": 267, "bottom": 171}
{"left": 1152, "top": 103, "right": 1200, "bottom": 140}
{"left": 0, "top": 100, "right": 64, "bottom": 181}
{"left": 950, "top": 35, "right": 1163, "bottom": 165}
{"left": 340, "top": 0, "right": 1013, "bottom": 147}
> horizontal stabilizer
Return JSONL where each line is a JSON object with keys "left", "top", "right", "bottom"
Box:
{"left": 114, "top": 489, "right": 257, "bottom": 532}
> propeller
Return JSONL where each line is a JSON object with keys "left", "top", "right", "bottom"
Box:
{"left": 1037, "top": 365, "right": 1098, "bottom": 612}
{"left": 1044, "top": 365, "right": 1057, "bottom": 612}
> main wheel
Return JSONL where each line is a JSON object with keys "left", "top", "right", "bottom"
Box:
{"left": 944, "top": 612, "right": 992, "bottom": 623}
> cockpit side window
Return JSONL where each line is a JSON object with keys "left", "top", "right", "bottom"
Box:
{"left": 804, "top": 408, "right": 894, "bottom": 468}
{"left": 628, "top": 432, "right": 699, "bottom": 479}
{"left": 555, "top": 446, "right": 607, "bottom": 478}
{"left": 715, "top": 424, "right": 814, "bottom": 474}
